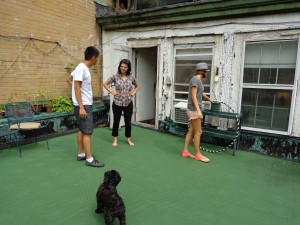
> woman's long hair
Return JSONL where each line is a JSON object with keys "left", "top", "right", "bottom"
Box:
{"left": 117, "top": 59, "right": 131, "bottom": 76}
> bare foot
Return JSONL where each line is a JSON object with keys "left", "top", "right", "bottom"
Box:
{"left": 127, "top": 139, "right": 134, "bottom": 146}
{"left": 112, "top": 137, "right": 118, "bottom": 147}
{"left": 112, "top": 142, "right": 118, "bottom": 147}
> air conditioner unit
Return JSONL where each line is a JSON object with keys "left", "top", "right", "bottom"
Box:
{"left": 174, "top": 102, "right": 188, "bottom": 124}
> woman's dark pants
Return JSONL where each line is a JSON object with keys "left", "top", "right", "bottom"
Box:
{"left": 112, "top": 101, "right": 133, "bottom": 138}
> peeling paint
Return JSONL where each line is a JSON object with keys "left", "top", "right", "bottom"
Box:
{"left": 102, "top": 13, "right": 300, "bottom": 138}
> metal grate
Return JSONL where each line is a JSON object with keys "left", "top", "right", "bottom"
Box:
{"left": 174, "top": 107, "right": 188, "bottom": 124}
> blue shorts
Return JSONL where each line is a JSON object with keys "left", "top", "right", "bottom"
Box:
{"left": 74, "top": 105, "right": 94, "bottom": 134}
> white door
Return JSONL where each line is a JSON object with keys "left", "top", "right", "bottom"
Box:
{"left": 109, "top": 46, "right": 132, "bottom": 128}
{"left": 135, "top": 47, "right": 157, "bottom": 124}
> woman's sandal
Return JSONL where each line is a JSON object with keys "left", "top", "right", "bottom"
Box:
{"left": 194, "top": 154, "right": 210, "bottom": 162}
{"left": 182, "top": 151, "right": 195, "bottom": 158}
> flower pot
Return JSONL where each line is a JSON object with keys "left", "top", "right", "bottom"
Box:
{"left": 46, "top": 105, "right": 53, "bottom": 114}
{"left": 33, "top": 105, "right": 42, "bottom": 112}
{"left": 211, "top": 102, "right": 221, "bottom": 112}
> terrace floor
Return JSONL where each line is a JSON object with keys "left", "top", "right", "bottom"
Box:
{"left": 0, "top": 126, "right": 299, "bottom": 225}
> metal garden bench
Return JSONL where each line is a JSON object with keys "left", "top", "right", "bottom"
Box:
{"left": 5, "top": 103, "right": 50, "bottom": 152}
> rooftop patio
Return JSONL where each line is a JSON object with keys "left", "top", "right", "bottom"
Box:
{"left": 0, "top": 126, "right": 299, "bottom": 225}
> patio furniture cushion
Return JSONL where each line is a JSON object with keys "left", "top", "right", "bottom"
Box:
{"left": 10, "top": 122, "right": 41, "bottom": 130}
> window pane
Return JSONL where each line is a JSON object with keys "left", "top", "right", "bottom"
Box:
{"left": 137, "top": 0, "right": 157, "bottom": 9}
{"left": 275, "top": 90, "right": 292, "bottom": 108}
{"left": 261, "top": 42, "right": 280, "bottom": 65}
{"left": 259, "top": 68, "right": 277, "bottom": 84}
{"left": 273, "top": 90, "right": 291, "bottom": 130}
{"left": 241, "top": 89, "right": 256, "bottom": 126}
{"left": 175, "top": 60, "right": 211, "bottom": 88}
{"left": 279, "top": 41, "right": 298, "bottom": 64}
{"left": 241, "top": 88, "right": 291, "bottom": 131}
{"left": 243, "top": 68, "right": 259, "bottom": 83}
{"left": 174, "top": 47, "right": 212, "bottom": 103}
{"left": 255, "top": 90, "right": 274, "bottom": 129}
{"left": 244, "top": 43, "right": 261, "bottom": 65}
{"left": 175, "top": 93, "right": 188, "bottom": 99}
{"left": 203, "top": 86, "right": 211, "bottom": 95}
{"left": 174, "top": 85, "right": 189, "bottom": 92}
{"left": 255, "top": 106, "right": 272, "bottom": 128}
{"left": 175, "top": 63, "right": 195, "bottom": 83}
{"left": 241, "top": 105, "right": 255, "bottom": 126}
{"left": 242, "top": 88, "right": 257, "bottom": 105}
{"left": 277, "top": 68, "right": 295, "bottom": 84}
{"left": 176, "top": 48, "right": 212, "bottom": 55}
{"left": 257, "top": 89, "right": 274, "bottom": 107}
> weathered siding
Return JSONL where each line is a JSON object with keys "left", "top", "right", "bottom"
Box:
{"left": 101, "top": 12, "right": 300, "bottom": 137}
{"left": 0, "top": 0, "right": 102, "bottom": 104}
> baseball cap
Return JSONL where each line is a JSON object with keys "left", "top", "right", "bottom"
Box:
{"left": 195, "top": 62, "right": 209, "bottom": 71}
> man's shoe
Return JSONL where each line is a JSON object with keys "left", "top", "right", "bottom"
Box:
{"left": 77, "top": 155, "right": 86, "bottom": 161}
{"left": 86, "top": 158, "right": 105, "bottom": 167}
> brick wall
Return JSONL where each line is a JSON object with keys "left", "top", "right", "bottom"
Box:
{"left": 0, "top": 0, "right": 102, "bottom": 104}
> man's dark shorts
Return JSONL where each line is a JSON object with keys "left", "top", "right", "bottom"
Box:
{"left": 74, "top": 105, "right": 93, "bottom": 134}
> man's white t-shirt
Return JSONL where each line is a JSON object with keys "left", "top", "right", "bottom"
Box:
{"left": 71, "top": 63, "right": 93, "bottom": 106}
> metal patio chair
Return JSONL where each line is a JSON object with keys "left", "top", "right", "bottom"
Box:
{"left": 5, "top": 103, "right": 50, "bottom": 150}
{"left": 0, "top": 123, "right": 21, "bottom": 157}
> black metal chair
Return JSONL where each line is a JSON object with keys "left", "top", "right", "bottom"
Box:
{"left": 5, "top": 103, "right": 50, "bottom": 150}
{"left": 0, "top": 123, "right": 21, "bottom": 157}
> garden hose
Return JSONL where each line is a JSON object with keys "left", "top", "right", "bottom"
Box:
{"left": 200, "top": 101, "right": 240, "bottom": 154}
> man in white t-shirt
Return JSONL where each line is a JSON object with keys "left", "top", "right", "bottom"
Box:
{"left": 72, "top": 46, "right": 104, "bottom": 167}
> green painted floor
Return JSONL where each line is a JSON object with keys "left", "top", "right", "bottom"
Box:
{"left": 0, "top": 126, "right": 299, "bottom": 225}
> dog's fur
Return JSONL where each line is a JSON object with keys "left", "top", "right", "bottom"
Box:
{"left": 95, "top": 170, "right": 126, "bottom": 225}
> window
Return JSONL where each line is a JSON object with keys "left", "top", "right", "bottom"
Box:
{"left": 136, "top": 0, "right": 194, "bottom": 10}
{"left": 241, "top": 40, "right": 298, "bottom": 133}
{"left": 115, "top": 0, "right": 131, "bottom": 11}
{"left": 173, "top": 46, "right": 213, "bottom": 106}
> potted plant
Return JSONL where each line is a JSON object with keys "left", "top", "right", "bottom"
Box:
{"left": 45, "top": 102, "right": 53, "bottom": 113}
{"left": 34, "top": 89, "right": 50, "bottom": 112}
{"left": 51, "top": 96, "right": 73, "bottom": 113}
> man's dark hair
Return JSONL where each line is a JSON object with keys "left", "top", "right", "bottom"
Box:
{"left": 84, "top": 46, "right": 100, "bottom": 60}
{"left": 117, "top": 59, "right": 131, "bottom": 75}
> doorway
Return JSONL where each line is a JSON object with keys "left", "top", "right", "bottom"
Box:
{"left": 133, "top": 47, "right": 157, "bottom": 128}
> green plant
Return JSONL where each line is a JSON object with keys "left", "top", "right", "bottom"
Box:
{"left": 26, "top": 89, "right": 50, "bottom": 105}
{"left": 0, "top": 104, "right": 5, "bottom": 118}
{"left": 35, "top": 89, "right": 50, "bottom": 103}
{"left": 0, "top": 104, "right": 4, "bottom": 112}
{"left": 51, "top": 96, "right": 73, "bottom": 112}
{"left": 64, "top": 63, "right": 77, "bottom": 76}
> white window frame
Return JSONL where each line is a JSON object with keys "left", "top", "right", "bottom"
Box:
{"left": 173, "top": 44, "right": 214, "bottom": 103}
{"left": 239, "top": 39, "right": 300, "bottom": 135}
{"left": 172, "top": 44, "right": 215, "bottom": 123}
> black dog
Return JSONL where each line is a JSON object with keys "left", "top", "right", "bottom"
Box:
{"left": 95, "top": 170, "right": 126, "bottom": 225}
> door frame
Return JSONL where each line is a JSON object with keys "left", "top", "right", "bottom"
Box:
{"left": 131, "top": 45, "right": 160, "bottom": 128}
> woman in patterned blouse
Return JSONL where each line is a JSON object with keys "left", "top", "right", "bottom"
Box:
{"left": 103, "top": 59, "right": 140, "bottom": 147}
